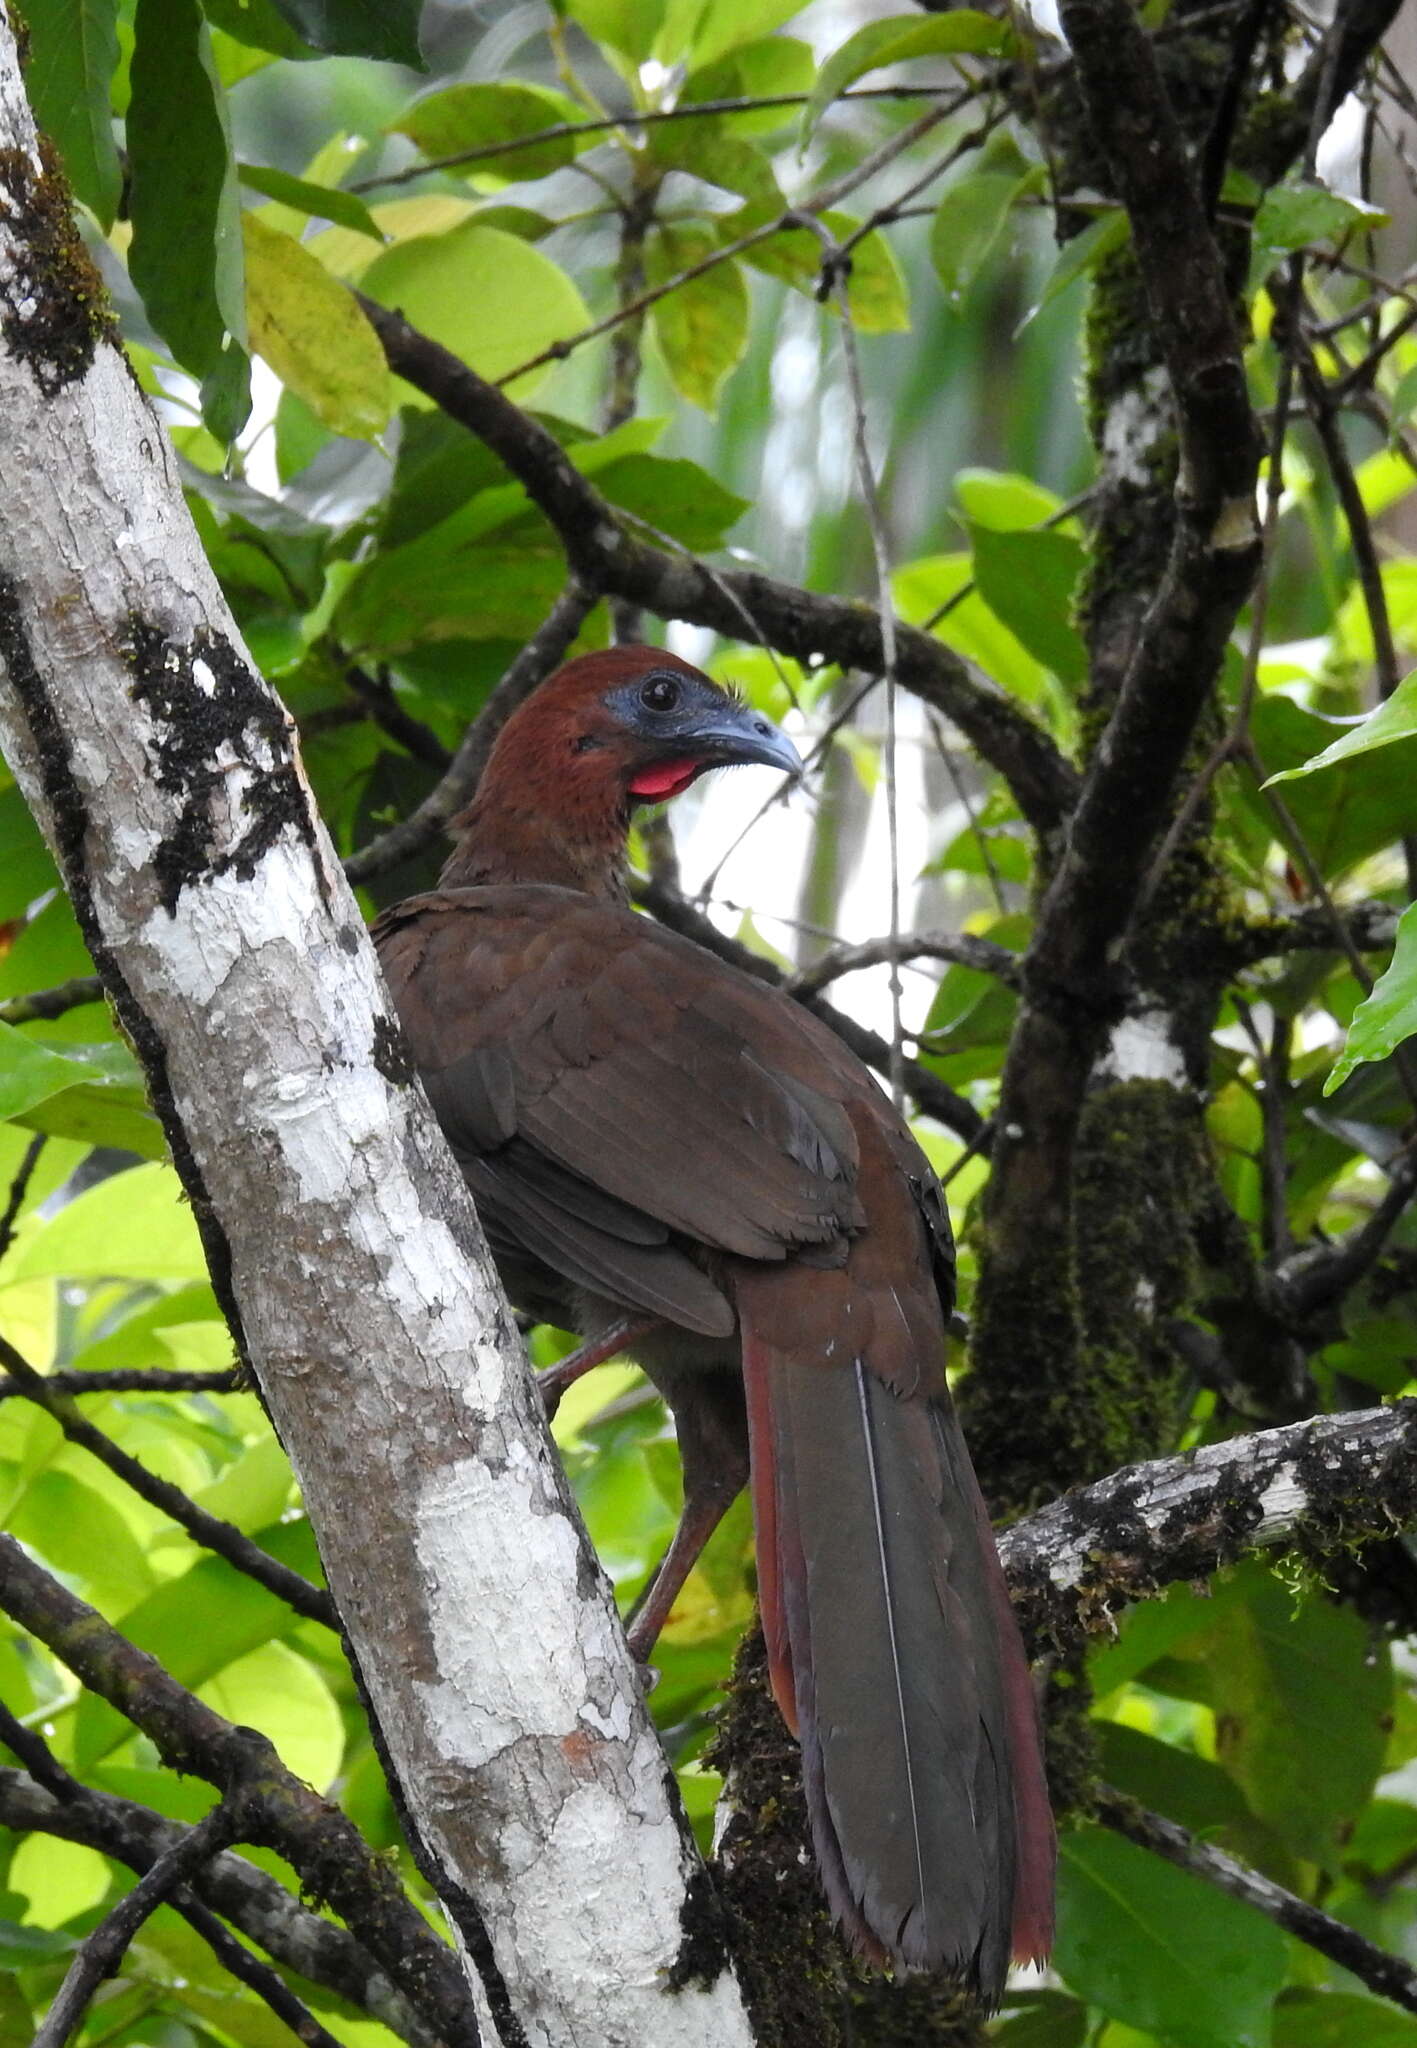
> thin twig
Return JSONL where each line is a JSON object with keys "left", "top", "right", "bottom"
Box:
{"left": 1097, "top": 1791, "right": 1417, "bottom": 2015}
{"left": 341, "top": 659, "right": 452, "bottom": 772}
{"left": 168, "top": 1894, "right": 348, "bottom": 2048}
{"left": 0, "top": 1131, "right": 44, "bottom": 1263}
{"left": 0, "top": 974, "right": 105, "bottom": 1025}
{"left": 351, "top": 85, "right": 974, "bottom": 193}
{"left": 1272, "top": 1138, "right": 1417, "bottom": 1318}
{"left": 0, "top": 1337, "right": 335, "bottom": 1627}
{"left": 927, "top": 713, "right": 1008, "bottom": 915}
{"left": 801, "top": 209, "right": 907, "bottom": 1108}
{"left": 0, "top": 1365, "right": 242, "bottom": 1400}
{"left": 785, "top": 929, "right": 1020, "bottom": 999}
{"left": 36, "top": 1802, "right": 242, "bottom": 2048}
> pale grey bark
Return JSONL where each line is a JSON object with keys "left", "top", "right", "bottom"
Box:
{"left": 0, "top": 11, "right": 751, "bottom": 2043}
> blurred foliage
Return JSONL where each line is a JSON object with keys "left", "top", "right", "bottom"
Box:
{"left": 3, "top": 0, "right": 1417, "bottom": 2043}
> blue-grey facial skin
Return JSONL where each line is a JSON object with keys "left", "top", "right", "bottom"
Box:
{"left": 606, "top": 670, "right": 803, "bottom": 778}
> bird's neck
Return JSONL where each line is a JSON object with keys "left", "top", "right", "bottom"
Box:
{"left": 440, "top": 786, "right": 630, "bottom": 902}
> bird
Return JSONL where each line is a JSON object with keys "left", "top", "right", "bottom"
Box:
{"left": 373, "top": 644, "right": 1054, "bottom": 2000}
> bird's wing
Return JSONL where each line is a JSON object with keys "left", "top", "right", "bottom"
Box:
{"left": 374, "top": 884, "right": 870, "bottom": 1331}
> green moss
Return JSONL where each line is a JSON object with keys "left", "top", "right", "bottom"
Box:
{"left": 1074, "top": 1078, "right": 1205, "bottom": 1452}
{"left": 0, "top": 137, "right": 116, "bottom": 396}
{"left": 707, "top": 1631, "right": 859, "bottom": 2046}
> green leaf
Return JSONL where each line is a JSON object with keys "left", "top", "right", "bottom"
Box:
{"left": 895, "top": 552, "right": 1045, "bottom": 704}
{"left": 128, "top": 0, "right": 249, "bottom": 423}
{"left": 201, "top": 1641, "right": 344, "bottom": 1788}
{"left": 1248, "top": 692, "right": 1417, "bottom": 879}
{"left": 4, "top": 1161, "right": 206, "bottom": 1284}
{"left": 359, "top": 221, "right": 589, "bottom": 400}
{"left": 237, "top": 163, "right": 383, "bottom": 241}
{"left": 0, "top": 783, "right": 60, "bottom": 919}
{"left": 680, "top": 34, "right": 815, "bottom": 136}
{"left": 1326, "top": 899, "right": 1417, "bottom": 1093}
{"left": 202, "top": 0, "right": 312, "bottom": 60}
{"left": 1265, "top": 668, "right": 1417, "bottom": 784}
{"left": 1252, "top": 181, "right": 1388, "bottom": 257}
{"left": 1090, "top": 1576, "right": 1248, "bottom": 1698}
{"left": 956, "top": 468, "right": 1070, "bottom": 532}
{"left": 1273, "top": 1991, "right": 1417, "bottom": 2048}
{"left": 1391, "top": 361, "right": 1417, "bottom": 436}
{"left": 595, "top": 451, "right": 748, "bottom": 549}
{"left": 931, "top": 139, "right": 1041, "bottom": 305}
{"left": 273, "top": 387, "right": 331, "bottom": 481}
{"left": 308, "top": 192, "right": 478, "bottom": 279}
{"left": 0, "top": 1023, "right": 95, "bottom": 1121}
{"left": 659, "top": 0, "right": 804, "bottom": 70}
{"left": 9, "top": 1470, "right": 154, "bottom": 1611}
{"left": 337, "top": 539, "right": 567, "bottom": 654}
{"left": 1056, "top": 1828, "right": 1287, "bottom": 2048}
{"left": 15, "top": 1074, "right": 164, "bottom": 1160}
{"left": 1095, "top": 1724, "right": 1251, "bottom": 1837}
{"left": 0, "top": 1973, "right": 31, "bottom": 2047}
{"left": 392, "top": 82, "right": 584, "bottom": 183}
{"left": 1029, "top": 209, "right": 1131, "bottom": 320}
{"left": 24, "top": 0, "right": 122, "bottom": 226}
{"left": 648, "top": 224, "right": 750, "bottom": 412}
{"left": 968, "top": 524, "right": 1087, "bottom": 686}
{"left": 242, "top": 214, "right": 390, "bottom": 439}
{"left": 648, "top": 128, "right": 784, "bottom": 213}
{"left": 73, "top": 1537, "right": 310, "bottom": 1764}
{"left": 1201, "top": 1563, "right": 1392, "bottom": 1869}
{"left": 10, "top": 1836, "right": 112, "bottom": 1926}
{"left": 990, "top": 1992, "right": 1090, "bottom": 2047}
{"left": 184, "top": 1437, "right": 294, "bottom": 1538}
{"left": 263, "top": 0, "right": 423, "bottom": 64}
{"left": 65, "top": 1281, "right": 223, "bottom": 1374}
{"left": 802, "top": 13, "right": 1012, "bottom": 147}
{"left": 559, "top": 0, "right": 665, "bottom": 63}
{"left": 0, "top": 1916, "right": 76, "bottom": 1961}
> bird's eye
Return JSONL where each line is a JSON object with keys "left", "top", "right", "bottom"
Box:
{"left": 640, "top": 674, "right": 680, "bottom": 712}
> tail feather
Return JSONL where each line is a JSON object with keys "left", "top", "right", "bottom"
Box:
{"left": 741, "top": 1322, "right": 1053, "bottom": 2002}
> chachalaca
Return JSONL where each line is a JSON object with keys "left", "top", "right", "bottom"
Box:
{"left": 373, "top": 645, "right": 1054, "bottom": 1998}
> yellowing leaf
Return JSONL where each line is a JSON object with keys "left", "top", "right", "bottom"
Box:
{"left": 243, "top": 213, "right": 391, "bottom": 440}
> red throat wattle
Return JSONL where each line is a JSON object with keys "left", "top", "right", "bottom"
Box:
{"left": 628, "top": 758, "right": 700, "bottom": 799}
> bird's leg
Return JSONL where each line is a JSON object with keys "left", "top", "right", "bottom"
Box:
{"left": 535, "top": 1316, "right": 660, "bottom": 1420}
{"left": 625, "top": 1373, "right": 750, "bottom": 1662}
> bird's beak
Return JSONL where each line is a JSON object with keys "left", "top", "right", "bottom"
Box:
{"left": 691, "top": 701, "right": 803, "bottom": 780}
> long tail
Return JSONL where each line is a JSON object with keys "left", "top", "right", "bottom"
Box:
{"left": 741, "top": 1324, "right": 1054, "bottom": 2002}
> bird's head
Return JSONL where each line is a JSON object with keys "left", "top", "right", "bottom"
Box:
{"left": 443, "top": 646, "right": 801, "bottom": 894}
{"left": 498, "top": 644, "right": 800, "bottom": 803}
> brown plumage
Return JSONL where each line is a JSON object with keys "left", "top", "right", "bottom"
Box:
{"left": 374, "top": 646, "right": 1054, "bottom": 1998}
